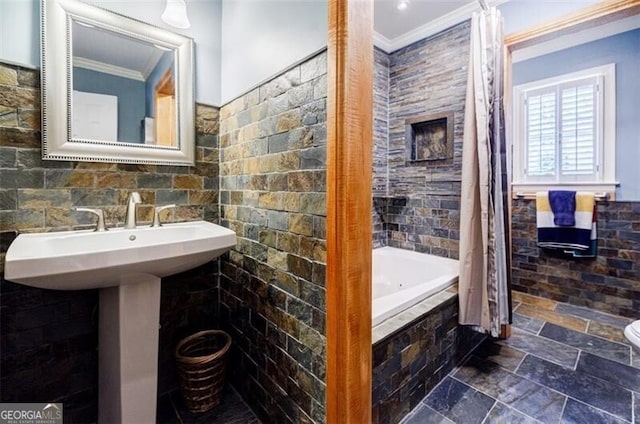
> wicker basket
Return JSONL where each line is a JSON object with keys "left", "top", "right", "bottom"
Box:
{"left": 175, "top": 330, "right": 232, "bottom": 413}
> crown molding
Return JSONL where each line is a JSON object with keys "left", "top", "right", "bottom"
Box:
{"left": 141, "top": 49, "right": 165, "bottom": 80}
{"left": 374, "top": 0, "right": 510, "bottom": 53}
{"left": 504, "top": 0, "right": 640, "bottom": 49}
{"left": 373, "top": 32, "right": 393, "bottom": 53}
{"left": 73, "top": 57, "right": 145, "bottom": 81}
{"left": 512, "top": 13, "right": 640, "bottom": 63}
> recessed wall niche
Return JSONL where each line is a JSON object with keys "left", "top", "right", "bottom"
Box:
{"left": 405, "top": 111, "right": 454, "bottom": 163}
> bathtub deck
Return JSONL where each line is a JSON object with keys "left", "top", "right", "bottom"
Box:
{"left": 372, "top": 285, "right": 483, "bottom": 424}
{"left": 401, "top": 291, "right": 639, "bottom": 424}
{"left": 373, "top": 285, "right": 457, "bottom": 343}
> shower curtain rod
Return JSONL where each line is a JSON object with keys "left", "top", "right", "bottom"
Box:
{"left": 478, "top": 0, "right": 489, "bottom": 11}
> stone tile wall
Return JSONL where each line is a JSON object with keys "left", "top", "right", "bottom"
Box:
{"left": 218, "top": 51, "right": 327, "bottom": 424}
{"left": 379, "top": 195, "right": 462, "bottom": 258}
{"left": 373, "top": 196, "right": 388, "bottom": 248}
{"left": 512, "top": 199, "right": 640, "bottom": 318}
{"left": 373, "top": 48, "right": 389, "bottom": 248}
{"left": 377, "top": 21, "right": 470, "bottom": 259}
{"left": 372, "top": 295, "right": 483, "bottom": 424}
{"left": 0, "top": 61, "right": 220, "bottom": 421}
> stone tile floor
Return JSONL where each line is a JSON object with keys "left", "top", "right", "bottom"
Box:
{"left": 401, "top": 291, "right": 639, "bottom": 424}
{"left": 157, "top": 387, "right": 261, "bottom": 424}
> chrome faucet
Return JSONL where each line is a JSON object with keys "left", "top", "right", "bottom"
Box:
{"left": 151, "top": 204, "right": 176, "bottom": 227}
{"left": 124, "top": 192, "right": 142, "bottom": 229}
{"left": 73, "top": 207, "right": 108, "bottom": 232}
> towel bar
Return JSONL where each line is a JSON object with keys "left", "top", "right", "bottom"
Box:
{"left": 513, "top": 191, "right": 610, "bottom": 201}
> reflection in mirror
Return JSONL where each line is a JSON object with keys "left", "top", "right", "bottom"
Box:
{"left": 71, "top": 21, "right": 177, "bottom": 146}
{"left": 41, "top": 0, "right": 195, "bottom": 165}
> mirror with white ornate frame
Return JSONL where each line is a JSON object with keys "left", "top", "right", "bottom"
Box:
{"left": 41, "top": 0, "right": 195, "bottom": 166}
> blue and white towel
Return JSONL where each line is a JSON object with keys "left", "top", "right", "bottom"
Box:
{"left": 536, "top": 191, "right": 596, "bottom": 253}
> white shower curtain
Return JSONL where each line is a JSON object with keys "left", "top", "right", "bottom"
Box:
{"left": 458, "top": 8, "right": 511, "bottom": 337}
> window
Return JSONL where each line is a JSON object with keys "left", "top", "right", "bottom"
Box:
{"left": 512, "top": 64, "right": 616, "bottom": 193}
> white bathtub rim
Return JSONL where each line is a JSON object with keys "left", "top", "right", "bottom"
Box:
{"left": 373, "top": 246, "right": 459, "bottom": 267}
{"left": 372, "top": 247, "right": 459, "bottom": 327}
{"left": 372, "top": 274, "right": 457, "bottom": 326}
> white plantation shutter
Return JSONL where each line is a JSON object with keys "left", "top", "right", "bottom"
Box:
{"left": 559, "top": 77, "right": 599, "bottom": 177}
{"left": 525, "top": 88, "right": 556, "bottom": 177}
{"left": 522, "top": 75, "right": 601, "bottom": 183}
{"left": 513, "top": 64, "right": 616, "bottom": 193}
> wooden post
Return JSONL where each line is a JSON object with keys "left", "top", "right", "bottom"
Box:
{"left": 326, "top": 0, "right": 374, "bottom": 422}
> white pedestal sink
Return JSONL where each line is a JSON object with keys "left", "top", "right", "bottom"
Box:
{"left": 4, "top": 221, "right": 236, "bottom": 423}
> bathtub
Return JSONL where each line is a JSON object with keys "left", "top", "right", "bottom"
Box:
{"left": 372, "top": 247, "right": 459, "bottom": 326}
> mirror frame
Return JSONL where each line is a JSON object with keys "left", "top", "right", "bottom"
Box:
{"left": 41, "top": 0, "right": 195, "bottom": 166}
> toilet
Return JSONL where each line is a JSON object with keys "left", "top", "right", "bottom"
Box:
{"left": 624, "top": 320, "right": 640, "bottom": 351}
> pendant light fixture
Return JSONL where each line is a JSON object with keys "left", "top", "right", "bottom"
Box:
{"left": 161, "top": 0, "right": 191, "bottom": 29}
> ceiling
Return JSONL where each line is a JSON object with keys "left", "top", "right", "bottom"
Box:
{"left": 374, "top": 0, "right": 476, "bottom": 40}
{"left": 373, "top": 0, "right": 504, "bottom": 52}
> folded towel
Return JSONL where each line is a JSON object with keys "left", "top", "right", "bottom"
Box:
{"left": 536, "top": 192, "right": 594, "bottom": 229}
{"left": 549, "top": 190, "right": 576, "bottom": 226}
{"left": 537, "top": 191, "right": 596, "bottom": 251}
